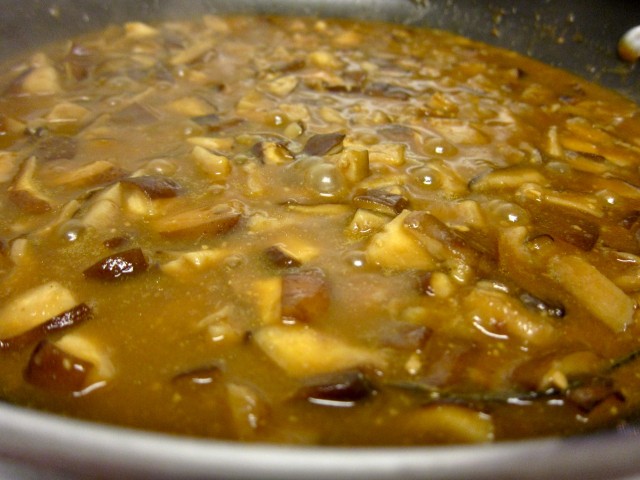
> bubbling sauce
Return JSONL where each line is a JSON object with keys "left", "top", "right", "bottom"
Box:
{"left": 1, "top": 15, "right": 640, "bottom": 445}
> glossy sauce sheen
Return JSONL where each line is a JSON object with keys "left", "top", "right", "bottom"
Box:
{"left": 1, "top": 16, "right": 640, "bottom": 445}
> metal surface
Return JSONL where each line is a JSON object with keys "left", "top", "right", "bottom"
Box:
{"left": 1, "top": 0, "right": 639, "bottom": 101}
{"left": 0, "top": 1, "right": 640, "bottom": 479}
{"left": 0, "top": 403, "right": 640, "bottom": 480}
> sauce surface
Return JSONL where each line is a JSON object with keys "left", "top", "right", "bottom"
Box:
{"left": 1, "top": 15, "right": 640, "bottom": 445}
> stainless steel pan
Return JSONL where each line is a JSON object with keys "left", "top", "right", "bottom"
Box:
{"left": 1, "top": 1, "right": 640, "bottom": 478}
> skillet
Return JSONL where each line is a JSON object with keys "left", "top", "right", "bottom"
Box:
{"left": 0, "top": 1, "right": 640, "bottom": 479}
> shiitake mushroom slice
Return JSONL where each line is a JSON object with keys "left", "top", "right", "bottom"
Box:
{"left": 83, "top": 248, "right": 149, "bottom": 281}
{"left": 24, "top": 340, "right": 94, "bottom": 392}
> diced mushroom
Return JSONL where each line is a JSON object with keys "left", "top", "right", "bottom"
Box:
{"left": 285, "top": 203, "right": 352, "bottom": 216}
{"left": 81, "top": 197, "right": 122, "bottom": 231}
{"left": 518, "top": 197, "right": 600, "bottom": 251}
{"left": 463, "top": 286, "right": 555, "bottom": 346}
{"left": 427, "top": 118, "right": 489, "bottom": 145}
{"left": 281, "top": 270, "right": 330, "bottom": 322}
{"left": 264, "top": 245, "right": 302, "bottom": 268}
{"left": 497, "top": 226, "right": 574, "bottom": 306}
{"left": 308, "top": 50, "right": 343, "bottom": 70}
{"left": 47, "top": 160, "right": 125, "bottom": 188}
{"left": 0, "top": 302, "right": 92, "bottom": 351}
{"left": 366, "top": 210, "right": 438, "bottom": 270}
{"left": 247, "top": 277, "right": 282, "bottom": 326}
{"left": 121, "top": 175, "right": 182, "bottom": 199}
{"left": 124, "top": 21, "right": 160, "bottom": 40}
{"left": 8, "top": 238, "right": 30, "bottom": 265}
{"left": 21, "top": 63, "right": 62, "bottom": 95}
{"left": 165, "top": 96, "right": 216, "bottom": 117}
{"left": 345, "top": 208, "right": 390, "bottom": 239}
{"left": 426, "top": 272, "right": 456, "bottom": 298}
{"left": 264, "top": 238, "right": 319, "bottom": 264}
{"left": 296, "top": 369, "right": 375, "bottom": 406}
{"left": 161, "top": 249, "right": 228, "bottom": 278}
{"left": 511, "top": 350, "right": 605, "bottom": 392}
{"left": 252, "top": 141, "right": 295, "bottom": 165}
{"left": 197, "top": 305, "right": 246, "bottom": 344}
{"left": 303, "top": 133, "right": 345, "bottom": 156}
{"left": 517, "top": 183, "right": 604, "bottom": 218}
{"left": 83, "top": 248, "right": 149, "bottom": 281}
{"left": 191, "top": 146, "right": 231, "bottom": 180}
{"left": 377, "top": 322, "right": 432, "bottom": 351}
{"left": 469, "top": 166, "right": 549, "bottom": 192}
{"left": 367, "top": 143, "right": 406, "bottom": 166}
{"left": 253, "top": 324, "right": 386, "bottom": 377}
{"left": 404, "top": 211, "right": 480, "bottom": 274}
{"left": 399, "top": 404, "right": 494, "bottom": 444}
{"left": 416, "top": 271, "right": 437, "bottom": 297}
{"left": 63, "top": 43, "right": 95, "bottom": 81}
{"left": 264, "top": 75, "right": 299, "bottom": 97}
{"left": 336, "top": 148, "right": 369, "bottom": 183}
{"left": 45, "top": 102, "right": 90, "bottom": 131}
{"left": 8, "top": 156, "right": 52, "bottom": 213}
{"left": 284, "top": 121, "right": 304, "bottom": 139}
{"left": 567, "top": 377, "right": 624, "bottom": 413}
{"left": 188, "top": 136, "right": 234, "bottom": 151}
{"left": 226, "top": 382, "right": 270, "bottom": 440}
{"left": 353, "top": 189, "right": 409, "bottom": 216}
{"left": 0, "top": 281, "right": 80, "bottom": 342}
{"left": 152, "top": 204, "right": 241, "bottom": 238}
{"left": 170, "top": 40, "right": 213, "bottom": 66}
{"left": 547, "top": 255, "right": 635, "bottom": 332}
{"left": 24, "top": 340, "right": 94, "bottom": 392}
{"left": 544, "top": 126, "right": 563, "bottom": 157}
{"left": 53, "top": 332, "right": 115, "bottom": 383}
{"left": 560, "top": 118, "right": 639, "bottom": 168}
{"left": 122, "top": 187, "right": 157, "bottom": 218}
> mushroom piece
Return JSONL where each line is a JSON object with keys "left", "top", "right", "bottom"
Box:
{"left": 352, "top": 189, "right": 409, "bottom": 216}
{"left": 226, "top": 382, "right": 270, "bottom": 440}
{"left": 121, "top": 175, "right": 182, "bottom": 199}
{"left": 83, "top": 248, "right": 149, "bottom": 281}
{"left": 23, "top": 331, "right": 112, "bottom": 395}
{"left": 264, "top": 245, "right": 302, "bottom": 269}
{"left": 161, "top": 249, "right": 228, "bottom": 278}
{"left": 366, "top": 210, "right": 438, "bottom": 271}
{"left": 152, "top": 204, "right": 241, "bottom": 239}
{"left": 302, "top": 132, "right": 345, "bottom": 156}
{"left": 8, "top": 156, "right": 52, "bottom": 213}
{"left": 252, "top": 324, "right": 386, "bottom": 377}
{"left": 47, "top": 160, "right": 125, "bottom": 188}
{"left": 281, "top": 269, "right": 330, "bottom": 323}
{"left": 296, "top": 369, "right": 376, "bottom": 407}
{"left": 0, "top": 282, "right": 84, "bottom": 345}
{"left": 462, "top": 286, "right": 556, "bottom": 346}
{"left": 0, "top": 303, "right": 92, "bottom": 351}
{"left": 399, "top": 404, "right": 494, "bottom": 444}
{"left": 548, "top": 255, "right": 635, "bottom": 332}
{"left": 24, "top": 340, "right": 94, "bottom": 392}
